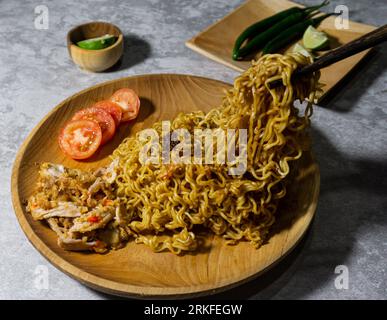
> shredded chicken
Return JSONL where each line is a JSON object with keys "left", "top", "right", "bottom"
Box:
{"left": 43, "top": 163, "right": 65, "bottom": 178}
{"left": 27, "top": 161, "right": 127, "bottom": 253}
{"left": 94, "top": 158, "right": 118, "bottom": 183}
{"left": 31, "top": 202, "right": 82, "bottom": 220}
{"left": 58, "top": 238, "right": 99, "bottom": 251}
{"left": 70, "top": 206, "right": 114, "bottom": 233}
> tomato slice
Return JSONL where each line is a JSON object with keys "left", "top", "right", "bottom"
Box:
{"left": 110, "top": 88, "right": 140, "bottom": 122}
{"left": 58, "top": 119, "right": 102, "bottom": 160}
{"left": 92, "top": 100, "right": 122, "bottom": 126}
{"left": 72, "top": 107, "right": 116, "bottom": 145}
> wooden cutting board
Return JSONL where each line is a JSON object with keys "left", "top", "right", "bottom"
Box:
{"left": 186, "top": 0, "right": 376, "bottom": 100}
{"left": 11, "top": 74, "right": 319, "bottom": 298}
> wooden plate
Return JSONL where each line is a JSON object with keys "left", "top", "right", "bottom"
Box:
{"left": 11, "top": 74, "right": 319, "bottom": 298}
{"left": 186, "top": 0, "right": 376, "bottom": 100}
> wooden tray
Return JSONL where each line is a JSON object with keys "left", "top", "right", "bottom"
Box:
{"left": 186, "top": 0, "right": 376, "bottom": 99}
{"left": 11, "top": 74, "right": 319, "bottom": 298}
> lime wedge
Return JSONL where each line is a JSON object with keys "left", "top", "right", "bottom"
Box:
{"left": 292, "top": 43, "right": 313, "bottom": 59}
{"left": 303, "top": 26, "right": 329, "bottom": 50}
{"left": 77, "top": 34, "right": 117, "bottom": 50}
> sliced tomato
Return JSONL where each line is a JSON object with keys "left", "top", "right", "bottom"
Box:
{"left": 92, "top": 100, "right": 122, "bottom": 126}
{"left": 58, "top": 119, "right": 102, "bottom": 160}
{"left": 72, "top": 107, "right": 116, "bottom": 145}
{"left": 110, "top": 88, "right": 140, "bottom": 122}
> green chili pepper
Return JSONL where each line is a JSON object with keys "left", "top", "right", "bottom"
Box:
{"left": 233, "top": 0, "right": 329, "bottom": 60}
{"left": 262, "top": 13, "right": 333, "bottom": 54}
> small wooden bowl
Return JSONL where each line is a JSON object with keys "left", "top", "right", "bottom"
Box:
{"left": 67, "top": 21, "right": 124, "bottom": 72}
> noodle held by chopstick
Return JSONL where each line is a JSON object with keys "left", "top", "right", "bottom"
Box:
{"left": 112, "top": 53, "right": 320, "bottom": 254}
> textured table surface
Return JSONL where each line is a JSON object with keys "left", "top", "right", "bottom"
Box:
{"left": 0, "top": 0, "right": 386, "bottom": 300}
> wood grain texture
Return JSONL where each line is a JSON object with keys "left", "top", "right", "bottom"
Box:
{"left": 11, "top": 74, "right": 320, "bottom": 298}
{"left": 186, "top": 0, "right": 377, "bottom": 100}
{"left": 67, "top": 21, "right": 124, "bottom": 72}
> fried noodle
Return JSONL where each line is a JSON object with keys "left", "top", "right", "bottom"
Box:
{"left": 110, "top": 53, "right": 320, "bottom": 254}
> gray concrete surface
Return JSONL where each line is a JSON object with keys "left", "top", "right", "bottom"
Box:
{"left": 0, "top": 0, "right": 386, "bottom": 300}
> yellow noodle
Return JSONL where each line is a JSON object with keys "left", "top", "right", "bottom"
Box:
{"left": 112, "top": 53, "right": 320, "bottom": 254}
